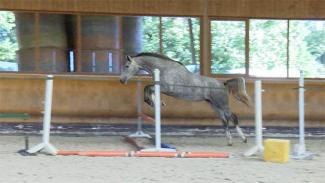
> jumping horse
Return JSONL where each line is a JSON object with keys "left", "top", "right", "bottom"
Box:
{"left": 120, "top": 52, "right": 251, "bottom": 145}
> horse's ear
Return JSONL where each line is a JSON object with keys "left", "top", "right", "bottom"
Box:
{"left": 126, "top": 55, "right": 132, "bottom": 62}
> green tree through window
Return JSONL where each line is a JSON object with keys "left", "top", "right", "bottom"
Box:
{"left": 210, "top": 20, "right": 245, "bottom": 74}
{"left": 289, "top": 20, "right": 325, "bottom": 78}
{"left": 0, "top": 11, "right": 18, "bottom": 71}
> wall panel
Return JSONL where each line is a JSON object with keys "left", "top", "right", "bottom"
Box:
{"left": 0, "top": 75, "right": 324, "bottom": 127}
{"left": 0, "top": 0, "right": 204, "bottom": 16}
{"left": 1, "top": 0, "right": 325, "bottom": 18}
{"left": 208, "top": 0, "right": 325, "bottom": 18}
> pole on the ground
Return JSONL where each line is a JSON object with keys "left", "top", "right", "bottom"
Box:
{"left": 244, "top": 80, "right": 264, "bottom": 157}
{"left": 27, "top": 75, "right": 57, "bottom": 155}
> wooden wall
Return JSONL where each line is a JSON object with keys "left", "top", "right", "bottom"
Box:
{"left": 208, "top": 0, "right": 325, "bottom": 18}
{"left": 1, "top": 0, "right": 325, "bottom": 18}
{"left": 0, "top": 74, "right": 324, "bottom": 127}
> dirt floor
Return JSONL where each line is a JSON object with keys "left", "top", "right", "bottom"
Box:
{"left": 0, "top": 135, "right": 324, "bottom": 183}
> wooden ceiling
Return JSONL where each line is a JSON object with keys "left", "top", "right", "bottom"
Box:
{"left": 0, "top": 0, "right": 325, "bottom": 18}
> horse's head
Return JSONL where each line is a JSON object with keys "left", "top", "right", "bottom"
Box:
{"left": 120, "top": 55, "right": 141, "bottom": 84}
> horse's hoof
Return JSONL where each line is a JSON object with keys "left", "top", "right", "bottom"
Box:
{"left": 243, "top": 138, "right": 248, "bottom": 143}
{"left": 227, "top": 143, "right": 233, "bottom": 146}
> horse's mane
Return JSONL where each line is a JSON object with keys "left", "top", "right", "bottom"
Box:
{"left": 134, "top": 52, "right": 185, "bottom": 66}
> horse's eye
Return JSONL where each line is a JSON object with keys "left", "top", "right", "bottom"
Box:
{"left": 125, "top": 65, "right": 129, "bottom": 69}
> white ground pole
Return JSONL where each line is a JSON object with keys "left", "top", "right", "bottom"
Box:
{"left": 292, "top": 71, "right": 315, "bottom": 159}
{"left": 141, "top": 69, "right": 175, "bottom": 152}
{"left": 244, "top": 80, "right": 264, "bottom": 157}
{"left": 27, "top": 75, "right": 58, "bottom": 155}
{"left": 128, "top": 80, "right": 151, "bottom": 138}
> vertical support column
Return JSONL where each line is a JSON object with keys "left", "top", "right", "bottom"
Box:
{"left": 34, "top": 13, "right": 40, "bottom": 72}
{"left": 200, "top": 0, "right": 210, "bottom": 75}
{"left": 75, "top": 14, "right": 82, "bottom": 72}
{"left": 159, "top": 17, "right": 163, "bottom": 54}
{"left": 245, "top": 19, "right": 250, "bottom": 76}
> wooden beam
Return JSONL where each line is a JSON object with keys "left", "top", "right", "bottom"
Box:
{"left": 75, "top": 14, "right": 81, "bottom": 72}
{"left": 159, "top": 17, "right": 163, "bottom": 54}
{"left": 34, "top": 13, "right": 40, "bottom": 72}
{"left": 1, "top": 0, "right": 325, "bottom": 18}
{"left": 0, "top": 0, "right": 203, "bottom": 16}
{"left": 208, "top": 0, "right": 325, "bottom": 19}
{"left": 200, "top": 0, "right": 210, "bottom": 76}
{"left": 117, "top": 16, "right": 123, "bottom": 68}
{"left": 245, "top": 19, "right": 249, "bottom": 76}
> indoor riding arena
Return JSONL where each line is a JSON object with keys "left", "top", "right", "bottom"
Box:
{"left": 0, "top": 0, "right": 325, "bottom": 183}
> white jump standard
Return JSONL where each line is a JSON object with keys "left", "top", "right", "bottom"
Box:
{"left": 27, "top": 75, "right": 58, "bottom": 155}
{"left": 140, "top": 69, "right": 176, "bottom": 152}
{"left": 292, "top": 71, "right": 315, "bottom": 159}
{"left": 244, "top": 80, "right": 264, "bottom": 157}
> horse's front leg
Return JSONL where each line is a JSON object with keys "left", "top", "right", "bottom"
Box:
{"left": 144, "top": 85, "right": 154, "bottom": 107}
{"left": 144, "top": 85, "right": 166, "bottom": 107}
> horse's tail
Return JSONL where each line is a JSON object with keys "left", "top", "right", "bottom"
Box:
{"left": 225, "top": 77, "right": 252, "bottom": 107}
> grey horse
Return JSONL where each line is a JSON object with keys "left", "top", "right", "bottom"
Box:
{"left": 120, "top": 52, "right": 251, "bottom": 145}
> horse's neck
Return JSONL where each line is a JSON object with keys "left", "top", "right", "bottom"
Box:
{"left": 137, "top": 57, "right": 167, "bottom": 72}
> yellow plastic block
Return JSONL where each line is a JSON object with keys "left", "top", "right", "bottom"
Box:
{"left": 263, "top": 139, "right": 290, "bottom": 163}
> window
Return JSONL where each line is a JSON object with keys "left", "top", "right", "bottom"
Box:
{"left": 162, "top": 17, "right": 200, "bottom": 72}
{"left": 142, "top": 16, "right": 160, "bottom": 53}
{"left": 143, "top": 17, "right": 200, "bottom": 73}
{"left": 249, "top": 19, "right": 288, "bottom": 77}
{"left": 39, "top": 13, "right": 71, "bottom": 73}
{"left": 80, "top": 15, "right": 120, "bottom": 73}
{"left": 210, "top": 18, "right": 325, "bottom": 79}
{"left": 289, "top": 20, "right": 325, "bottom": 78}
{"left": 0, "top": 12, "right": 200, "bottom": 74}
{"left": 0, "top": 11, "right": 18, "bottom": 71}
{"left": 210, "top": 20, "right": 246, "bottom": 74}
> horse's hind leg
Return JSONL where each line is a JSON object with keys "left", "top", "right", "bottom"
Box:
{"left": 231, "top": 113, "right": 247, "bottom": 143}
{"left": 217, "top": 111, "right": 233, "bottom": 146}
{"left": 207, "top": 100, "right": 233, "bottom": 146}
{"left": 212, "top": 110, "right": 232, "bottom": 146}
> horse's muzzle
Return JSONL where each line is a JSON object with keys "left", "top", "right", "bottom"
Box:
{"left": 120, "top": 78, "right": 127, "bottom": 84}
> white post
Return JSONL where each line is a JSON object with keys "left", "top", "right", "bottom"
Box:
{"left": 244, "top": 80, "right": 264, "bottom": 156}
{"left": 255, "top": 80, "right": 263, "bottom": 150}
{"left": 27, "top": 75, "right": 57, "bottom": 155}
{"left": 292, "top": 70, "right": 315, "bottom": 159}
{"left": 141, "top": 69, "right": 175, "bottom": 152}
{"left": 298, "top": 70, "right": 306, "bottom": 153}
{"left": 92, "top": 52, "right": 96, "bottom": 72}
{"left": 154, "top": 69, "right": 161, "bottom": 150}
{"left": 43, "top": 75, "right": 54, "bottom": 145}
